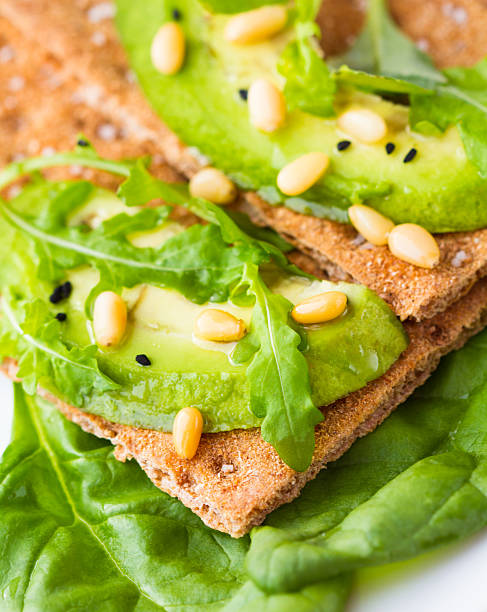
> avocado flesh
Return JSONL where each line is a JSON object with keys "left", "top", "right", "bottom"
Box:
{"left": 0, "top": 186, "right": 408, "bottom": 433}
{"left": 116, "top": 0, "right": 487, "bottom": 233}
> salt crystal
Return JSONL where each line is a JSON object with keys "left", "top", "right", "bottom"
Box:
{"left": 188, "top": 146, "right": 211, "bottom": 166}
{"left": 91, "top": 31, "right": 107, "bottom": 46}
{"left": 451, "top": 250, "right": 468, "bottom": 267}
{"left": 416, "top": 38, "right": 429, "bottom": 52}
{"left": 97, "top": 123, "right": 117, "bottom": 141}
{"left": 70, "top": 165, "right": 83, "bottom": 176}
{"left": 221, "top": 464, "right": 234, "bottom": 474}
{"left": 442, "top": 3, "right": 468, "bottom": 24}
{"left": 7, "top": 185, "right": 21, "bottom": 199}
{"left": 87, "top": 2, "right": 115, "bottom": 23}
{"left": 351, "top": 234, "right": 366, "bottom": 247}
{"left": 41, "top": 146, "right": 56, "bottom": 157}
{"left": 0, "top": 45, "right": 15, "bottom": 63}
{"left": 8, "top": 76, "right": 25, "bottom": 92}
{"left": 126, "top": 69, "right": 137, "bottom": 84}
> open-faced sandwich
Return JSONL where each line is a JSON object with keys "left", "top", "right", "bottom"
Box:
{"left": 2, "top": 0, "right": 487, "bottom": 610}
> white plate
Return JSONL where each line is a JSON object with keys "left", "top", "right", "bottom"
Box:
{"left": 0, "top": 374, "right": 486, "bottom": 610}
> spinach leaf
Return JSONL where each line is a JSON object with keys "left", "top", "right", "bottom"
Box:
{"left": 246, "top": 328, "right": 487, "bottom": 594}
{"left": 0, "top": 292, "right": 117, "bottom": 404}
{"left": 232, "top": 264, "right": 323, "bottom": 472}
{"left": 0, "top": 385, "right": 351, "bottom": 611}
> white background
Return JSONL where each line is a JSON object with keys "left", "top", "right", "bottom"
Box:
{"left": 1, "top": 376, "right": 486, "bottom": 610}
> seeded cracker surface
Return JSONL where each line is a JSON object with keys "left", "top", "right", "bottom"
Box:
{"left": 2, "top": 1, "right": 487, "bottom": 535}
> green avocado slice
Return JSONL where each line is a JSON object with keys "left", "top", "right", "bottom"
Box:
{"left": 115, "top": 0, "right": 487, "bottom": 233}
{"left": 0, "top": 185, "right": 407, "bottom": 435}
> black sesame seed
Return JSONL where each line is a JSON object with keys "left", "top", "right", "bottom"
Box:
{"left": 238, "top": 88, "right": 248, "bottom": 101}
{"left": 136, "top": 354, "right": 151, "bottom": 367}
{"left": 403, "top": 148, "right": 417, "bottom": 163}
{"left": 55, "top": 312, "right": 67, "bottom": 322}
{"left": 172, "top": 8, "right": 182, "bottom": 20}
{"left": 337, "top": 140, "right": 351, "bottom": 151}
{"left": 385, "top": 142, "right": 396, "bottom": 155}
{"left": 77, "top": 139, "right": 89, "bottom": 147}
{"left": 49, "top": 281, "right": 72, "bottom": 304}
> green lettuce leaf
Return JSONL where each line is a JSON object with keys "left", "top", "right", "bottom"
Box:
{"left": 232, "top": 264, "right": 322, "bottom": 472}
{"left": 0, "top": 292, "right": 117, "bottom": 403}
{"left": 246, "top": 329, "right": 487, "bottom": 594}
{"left": 0, "top": 385, "right": 351, "bottom": 611}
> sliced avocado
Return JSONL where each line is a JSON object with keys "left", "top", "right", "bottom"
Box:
{"left": 115, "top": 0, "right": 487, "bottom": 232}
{"left": 0, "top": 185, "right": 407, "bottom": 433}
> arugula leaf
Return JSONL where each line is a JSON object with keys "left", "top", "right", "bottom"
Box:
{"left": 198, "top": 0, "right": 287, "bottom": 13}
{"left": 0, "top": 386, "right": 352, "bottom": 611}
{"left": 331, "top": 0, "right": 444, "bottom": 92}
{"left": 410, "top": 59, "right": 487, "bottom": 177}
{"left": 2, "top": 180, "right": 264, "bottom": 305}
{"left": 247, "top": 328, "right": 487, "bottom": 594}
{"left": 278, "top": 22, "right": 336, "bottom": 118}
{"left": 232, "top": 264, "right": 323, "bottom": 472}
{"left": 0, "top": 292, "right": 117, "bottom": 403}
{"left": 117, "top": 160, "right": 308, "bottom": 276}
{"left": 225, "top": 210, "right": 294, "bottom": 253}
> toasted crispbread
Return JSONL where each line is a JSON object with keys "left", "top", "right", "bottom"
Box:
{"left": 3, "top": 0, "right": 487, "bottom": 321}
{"left": 3, "top": 2, "right": 487, "bottom": 537}
{"left": 3, "top": 278, "right": 487, "bottom": 536}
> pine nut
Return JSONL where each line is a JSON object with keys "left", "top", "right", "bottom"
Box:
{"left": 173, "top": 407, "right": 203, "bottom": 460}
{"left": 189, "top": 167, "right": 237, "bottom": 204}
{"left": 292, "top": 291, "right": 347, "bottom": 325}
{"left": 337, "top": 109, "right": 387, "bottom": 144}
{"left": 388, "top": 224, "right": 440, "bottom": 268}
{"left": 93, "top": 291, "right": 127, "bottom": 347}
{"left": 348, "top": 204, "right": 395, "bottom": 246}
{"left": 277, "top": 152, "right": 330, "bottom": 196}
{"left": 194, "top": 309, "right": 246, "bottom": 342}
{"left": 224, "top": 5, "right": 287, "bottom": 45}
{"left": 151, "top": 22, "right": 185, "bottom": 75}
{"left": 248, "top": 78, "right": 286, "bottom": 133}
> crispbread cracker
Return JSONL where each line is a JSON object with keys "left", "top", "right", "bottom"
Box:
{"left": 3, "top": 277, "right": 487, "bottom": 536}
{"left": 3, "top": 1, "right": 487, "bottom": 536}
{"left": 3, "top": 0, "right": 487, "bottom": 320}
